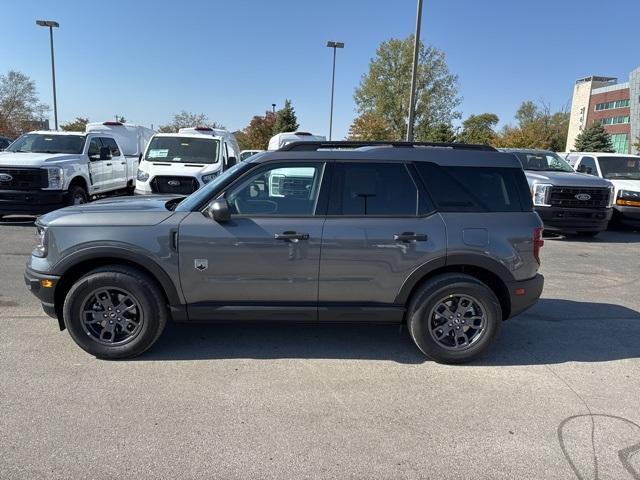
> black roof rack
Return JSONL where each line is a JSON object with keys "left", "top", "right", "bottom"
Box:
{"left": 278, "top": 140, "right": 497, "bottom": 152}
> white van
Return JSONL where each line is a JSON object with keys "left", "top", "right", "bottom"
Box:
{"left": 267, "top": 132, "right": 326, "bottom": 151}
{"left": 135, "top": 127, "right": 240, "bottom": 195}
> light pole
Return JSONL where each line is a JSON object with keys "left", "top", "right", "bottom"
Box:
{"left": 406, "top": 0, "right": 423, "bottom": 141}
{"left": 272, "top": 103, "right": 276, "bottom": 113}
{"left": 326, "top": 41, "right": 344, "bottom": 141}
{"left": 36, "top": 19, "right": 60, "bottom": 130}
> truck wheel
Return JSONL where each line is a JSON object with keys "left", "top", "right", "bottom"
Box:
{"left": 66, "top": 185, "right": 88, "bottom": 206}
{"left": 407, "top": 273, "right": 502, "bottom": 364}
{"left": 62, "top": 266, "right": 168, "bottom": 359}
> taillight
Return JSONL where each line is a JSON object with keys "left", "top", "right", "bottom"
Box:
{"left": 533, "top": 227, "right": 544, "bottom": 265}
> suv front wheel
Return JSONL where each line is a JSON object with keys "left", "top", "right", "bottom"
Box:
{"left": 407, "top": 273, "right": 502, "bottom": 364}
{"left": 63, "top": 266, "right": 168, "bottom": 359}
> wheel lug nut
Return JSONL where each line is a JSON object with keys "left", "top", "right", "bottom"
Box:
{"left": 103, "top": 314, "right": 107, "bottom": 318}
{"left": 448, "top": 323, "right": 452, "bottom": 327}
{"left": 109, "top": 320, "right": 113, "bottom": 324}
{"left": 456, "top": 326, "right": 460, "bottom": 329}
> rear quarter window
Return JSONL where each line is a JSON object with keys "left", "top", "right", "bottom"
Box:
{"left": 415, "top": 163, "right": 531, "bottom": 212}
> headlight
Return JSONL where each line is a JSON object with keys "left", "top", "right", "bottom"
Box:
{"left": 617, "top": 189, "right": 640, "bottom": 207}
{"left": 137, "top": 169, "right": 149, "bottom": 182}
{"left": 45, "top": 167, "right": 64, "bottom": 189}
{"left": 607, "top": 185, "right": 615, "bottom": 208}
{"left": 33, "top": 224, "right": 48, "bottom": 258}
{"left": 201, "top": 171, "right": 220, "bottom": 184}
{"left": 532, "top": 183, "right": 552, "bottom": 207}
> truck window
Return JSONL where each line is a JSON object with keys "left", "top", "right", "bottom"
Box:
{"left": 578, "top": 157, "right": 598, "bottom": 176}
{"left": 597, "top": 156, "right": 640, "bottom": 180}
{"left": 87, "top": 138, "right": 102, "bottom": 157}
{"left": 100, "top": 137, "right": 121, "bottom": 157}
{"left": 145, "top": 137, "right": 219, "bottom": 164}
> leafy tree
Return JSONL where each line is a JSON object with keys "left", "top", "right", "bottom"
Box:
{"left": 496, "top": 101, "right": 569, "bottom": 150}
{"left": 421, "top": 123, "right": 457, "bottom": 143}
{"left": 239, "top": 111, "right": 277, "bottom": 150}
{"left": 457, "top": 113, "right": 499, "bottom": 145}
{"left": 0, "top": 70, "right": 49, "bottom": 137}
{"left": 633, "top": 136, "right": 640, "bottom": 154}
{"left": 158, "top": 111, "right": 224, "bottom": 133}
{"left": 273, "top": 99, "right": 299, "bottom": 134}
{"left": 354, "top": 35, "right": 461, "bottom": 141}
{"left": 61, "top": 117, "right": 89, "bottom": 132}
{"left": 347, "top": 112, "right": 394, "bottom": 141}
{"left": 573, "top": 123, "right": 615, "bottom": 153}
{"left": 115, "top": 115, "right": 126, "bottom": 123}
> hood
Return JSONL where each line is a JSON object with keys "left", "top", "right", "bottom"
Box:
{"left": 39, "top": 195, "right": 183, "bottom": 227}
{"left": 607, "top": 179, "right": 640, "bottom": 193}
{"left": 139, "top": 159, "right": 222, "bottom": 177}
{"left": 0, "top": 151, "right": 80, "bottom": 167}
{"left": 525, "top": 170, "right": 611, "bottom": 187}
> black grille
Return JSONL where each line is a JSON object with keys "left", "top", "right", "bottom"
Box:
{"left": 151, "top": 176, "right": 199, "bottom": 194}
{"left": 0, "top": 167, "right": 47, "bottom": 190}
{"left": 548, "top": 186, "right": 609, "bottom": 208}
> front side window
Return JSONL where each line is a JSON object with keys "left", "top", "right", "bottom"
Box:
{"left": 100, "top": 137, "right": 120, "bottom": 156}
{"left": 7, "top": 133, "right": 85, "bottom": 154}
{"left": 145, "top": 136, "right": 219, "bottom": 164}
{"left": 87, "top": 138, "right": 102, "bottom": 157}
{"left": 226, "top": 163, "right": 324, "bottom": 216}
{"left": 331, "top": 163, "right": 419, "bottom": 216}
{"left": 598, "top": 156, "right": 640, "bottom": 180}
{"left": 578, "top": 157, "right": 598, "bottom": 175}
{"left": 515, "top": 152, "right": 574, "bottom": 172}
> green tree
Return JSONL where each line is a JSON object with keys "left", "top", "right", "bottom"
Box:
{"left": 573, "top": 123, "right": 615, "bottom": 153}
{"left": 239, "top": 111, "right": 277, "bottom": 150}
{"left": 633, "top": 136, "right": 640, "bottom": 154}
{"left": 496, "top": 101, "right": 569, "bottom": 150}
{"left": 354, "top": 35, "right": 461, "bottom": 141}
{"left": 457, "top": 113, "right": 499, "bottom": 145}
{"left": 347, "top": 112, "right": 394, "bottom": 141}
{"left": 60, "top": 117, "right": 89, "bottom": 132}
{"left": 273, "top": 99, "right": 299, "bottom": 134}
{"left": 420, "top": 123, "right": 457, "bottom": 143}
{"left": 158, "top": 111, "right": 224, "bottom": 133}
{"left": 0, "top": 70, "right": 48, "bottom": 138}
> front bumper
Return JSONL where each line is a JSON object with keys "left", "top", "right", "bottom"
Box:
{"left": 613, "top": 205, "right": 640, "bottom": 227}
{"left": 0, "top": 189, "right": 66, "bottom": 215}
{"left": 24, "top": 266, "right": 60, "bottom": 320}
{"left": 535, "top": 206, "right": 612, "bottom": 232}
{"left": 507, "top": 273, "right": 544, "bottom": 319}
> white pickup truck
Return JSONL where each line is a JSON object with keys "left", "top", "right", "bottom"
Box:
{"left": 0, "top": 124, "right": 153, "bottom": 218}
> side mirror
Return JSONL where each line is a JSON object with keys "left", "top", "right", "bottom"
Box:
{"left": 226, "top": 156, "right": 237, "bottom": 168}
{"left": 99, "top": 146, "right": 112, "bottom": 161}
{"left": 204, "top": 198, "right": 231, "bottom": 222}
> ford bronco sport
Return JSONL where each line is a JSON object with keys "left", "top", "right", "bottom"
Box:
{"left": 25, "top": 141, "right": 544, "bottom": 364}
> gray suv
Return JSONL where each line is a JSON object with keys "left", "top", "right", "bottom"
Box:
{"left": 25, "top": 141, "right": 544, "bottom": 364}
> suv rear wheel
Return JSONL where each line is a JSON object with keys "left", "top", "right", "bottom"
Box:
{"left": 63, "top": 266, "right": 167, "bottom": 359}
{"left": 407, "top": 273, "right": 502, "bottom": 364}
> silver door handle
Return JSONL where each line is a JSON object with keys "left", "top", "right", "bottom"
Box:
{"left": 275, "top": 231, "right": 310, "bottom": 241}
{"left": 106, "top": 163, "right": 112, "bottom": 166}
{"left": 394, "top": 232, "right": 428, "bottom": 242}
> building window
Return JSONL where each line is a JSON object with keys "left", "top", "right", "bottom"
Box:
{"left": 594, "top": 99, "right": 630, "bottom": 111}
{"left": 597, "top": 115, "right": 630, "bottom": 125}
{"left": 610, "top": 134, "right": 629, "bottom": 154}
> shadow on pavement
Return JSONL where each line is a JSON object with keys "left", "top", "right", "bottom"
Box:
{"left": 546, "top": 229, "right": 640, "bottom": 244}
{"left": 136, "top": 298, "right": 640, "bottom": 364}
{"left": 0, "top": 216, "right": 36, "bottom": 226}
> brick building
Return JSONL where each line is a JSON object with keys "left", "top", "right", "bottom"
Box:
{"left": 566, "top": 66, "right": 640, "bottom": 154}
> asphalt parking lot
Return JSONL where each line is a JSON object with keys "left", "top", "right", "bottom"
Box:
{"left": 1, "top": 217, "right": 639, "bottom": 480}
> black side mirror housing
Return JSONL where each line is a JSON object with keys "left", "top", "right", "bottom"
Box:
{"left": 205, "top": 198, "right": 231, "bottom": 222}
{"left": 99, "top": 146, "right": 112, "bottom": 161}
{"left": 227, "top": 156, "right": 237, "bottom": 168}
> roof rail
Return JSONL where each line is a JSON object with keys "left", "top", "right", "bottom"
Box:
{"left": 278, "top": 140, "right": 497, "bottom": 152}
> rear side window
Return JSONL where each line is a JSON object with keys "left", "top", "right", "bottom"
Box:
{"left": 100, "top": 137, "right": 121, "bottom": 156}
{"left": 331, "top": 163, "right": 419, "bottom": 216}
{"left": 416, "top": 163, "right": 528, "bottom": 212}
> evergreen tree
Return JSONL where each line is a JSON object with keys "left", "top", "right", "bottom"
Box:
{"left": 420, "top": 123, "right": 457, "bottom": 142}
{"left": 574, "top": 123, "right": 615, "bottom": 152}
{"left": 273, "top": 99, "right": 299, "bottom": 134}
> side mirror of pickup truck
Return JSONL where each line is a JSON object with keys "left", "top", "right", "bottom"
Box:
{"left": 226, "top": 156, "right": 237, "bottom": 168}
{"left": 99, "top": 146, "right": 112, "bottom": 161}
{"left": 204, "top": 198, "right": 231, "bottom": 223}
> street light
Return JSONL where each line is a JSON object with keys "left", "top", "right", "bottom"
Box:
{"left": 406, "top": 0, "right": 423, "bottom": 141}
{"left": 272, "top": 103, "right": 276, "bottom": 113}
{"left": 36, "top": 19, "right": 60, "bottom": 130}
{"left": 326, "top": 41, "right": 344, "bottom": 141}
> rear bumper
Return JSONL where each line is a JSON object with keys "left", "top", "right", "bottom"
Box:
{"left": 535, "top": 206, "right": 612, "bottom": 232}
{"left": 0, "top": 189, "right": 66, "bottom": 215}
{"left": 24, "top": 266, "right": 60, "bottom": 319}
{"left": 613, "top": 206, "right": 640, "bottom": 227}
{"left": 507, "top": 274, "right": 544, "bottom": 319}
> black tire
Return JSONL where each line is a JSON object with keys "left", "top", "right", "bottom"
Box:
{"left": 576, "top": 231, "right": 600, "bottom": 238}
{"left": 63, "top": 265, "right": 168, "bottom": 359}
{"left": 407, "top": 273, "right": 502, "bottom": 364}
{"left": 66, "top": 184, "right": 88, "bottom": 206}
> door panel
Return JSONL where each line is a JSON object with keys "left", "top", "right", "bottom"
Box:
{"left": 86, "top": 137, "right": 107, "bottom": 193}
{"left": 178, "top": 213, "right": 324, "bottom": 319}
{"left": 318, "top": 215, "right": 446, "bottom": 307}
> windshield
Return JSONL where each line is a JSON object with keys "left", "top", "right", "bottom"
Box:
{"left": 144, "top": 136, "right": 219, "bottom": 164}
{"left": 6, "top": 133, "right": 86, "bottom": 154}
{"left": 598, "top": 156, "right": 640, "bottom": 180}
{"left": 515, "top": 152, "right": 574, "bottom": 172}
{"left": 175, "top": 161, "right": 251, "bottom": 212}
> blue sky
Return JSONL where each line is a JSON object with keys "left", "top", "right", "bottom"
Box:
{"left": 1, "top": 0, "right": 638, "bottom": 138}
